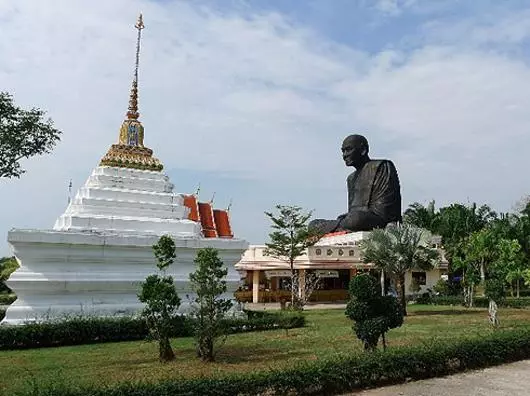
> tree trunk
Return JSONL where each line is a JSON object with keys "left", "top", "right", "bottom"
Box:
{"left": 517, "top": 278, "right": 520, "bottom": 299}
{"left": 470, "top": 283, "right": 474, "bottom": 308}
{"left": 380, "top": 269, "right": 385, "bottom": 296}
{"left": 480, "top": 260, "right": 486, "bottom": 296}
{"left": 159, "top": 336, "right": 175, "bottom": 362}
{"left": 201, "top": 338, "right": 214, "bottom": 362}
{"left": 381, "top": 332, "right": 387, "bottom": 351}
{"left": 290, "top": 263, "right": 296, "bottom": 308}
{"left": 397, "top": 274, "right": 407, "bottom": 316}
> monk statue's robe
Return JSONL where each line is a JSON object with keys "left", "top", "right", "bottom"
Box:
{"left": 310, "top": 160, "right": 401, "bottom": 234}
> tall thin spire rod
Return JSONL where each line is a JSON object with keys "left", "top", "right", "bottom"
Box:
{"left": 127, "top": 13, "right": 145, "bottom": 120}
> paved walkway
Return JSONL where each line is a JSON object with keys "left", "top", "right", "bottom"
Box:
{"left": 352, "top": 360, "right": 530, "bottom": 396}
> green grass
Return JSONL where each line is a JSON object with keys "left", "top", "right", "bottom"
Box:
{"left": 2, "top": 305, "right": 530, "bottom": 394}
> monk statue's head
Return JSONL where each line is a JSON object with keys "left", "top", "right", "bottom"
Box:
{"left": 342, "top": 134, "right": 369, "bottom": 169}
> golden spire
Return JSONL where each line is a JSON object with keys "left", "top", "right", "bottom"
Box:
{"left": 127, "top": 13, "right": 144, "bottom": 120}
{"left": 99, "top": 13, "right": 163, "bottom": 172}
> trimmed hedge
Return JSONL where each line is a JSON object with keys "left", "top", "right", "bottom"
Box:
{"left": 424, "top": 295, "right": 530, "bottom": 308}
{"left": 17, "top": 328, "right": 530, "bottom": 396}
{"left": 0, "top": 312, "right": 304, "bottom": 351}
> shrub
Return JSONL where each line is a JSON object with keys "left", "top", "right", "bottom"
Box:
{"left": 432, "top": 278, "right": 450, "bottom": 296}
{"left": 0, "top": 311, "right": 304, "bottom": 351}
{"left": 138, "top": 235, "right": 181, "bottom": 362}
{"left": 189, "top": 248, "right": 233, "bottom": 362}
{"left": 346, "top": 274, "right": 403, "bottom": 351}
{"left": 18, "top": 329, "right": 530, "bottom": 396}
{"left": 425, "top": 295, "right": 530, "bottom": 309}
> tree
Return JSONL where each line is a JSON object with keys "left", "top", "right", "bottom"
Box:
{"left": 495, "top": 239, "right": 525, "bottom": 298}
{"left": 189, "top": 247, "right": 233, "bottom": 362}
{"left": 436, "top": 203, "right": 496, "bottom": 265}
{"left": 264, "top": 205, "right": 321, "bottom": 309}
{"left": 462, "top": 228, "right": 499, "bottom": 288}
{"left": 137, "top": 235, "right": 181, "bottom": 362}
{"left": 403, "top": 200, "right": 439, "bottom": 231}
{"left": 359, "top": 223, "right": 439, "bottom": 316}
{"left": 0, "top": 92, "right": 62, "bottom": 178}
{"left": 345, "top": 273, "right": 403, "bottom": 352}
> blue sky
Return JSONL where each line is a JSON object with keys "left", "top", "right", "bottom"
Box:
{"left": 1, "top": 0, "right": 530, "bottom": 255}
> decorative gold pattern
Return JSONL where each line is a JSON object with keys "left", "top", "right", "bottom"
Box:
{"left": 99, "top": 13, "right": 163, "bottom": 172}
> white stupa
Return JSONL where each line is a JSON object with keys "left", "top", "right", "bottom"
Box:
{"left": 2, "top": 15, "right": 248, "bottom": 325}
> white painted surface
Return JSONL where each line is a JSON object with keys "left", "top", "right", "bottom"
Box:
{"left": 3, "top": 166, "right": 248, "bottom": 325}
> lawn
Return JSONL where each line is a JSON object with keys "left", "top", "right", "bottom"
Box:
{"left": 2, "top": 305, "right": 530, "bottom": 394}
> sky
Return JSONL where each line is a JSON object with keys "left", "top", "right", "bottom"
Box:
{"left": 1, "top": 0, "right": 530, "bottom": 255}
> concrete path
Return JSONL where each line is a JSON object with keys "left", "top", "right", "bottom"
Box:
{"left": 352, "top": 360, "right": 530, "bottom": 396}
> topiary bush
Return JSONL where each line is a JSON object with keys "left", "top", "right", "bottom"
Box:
{"left": 345, "top": 274, "right": 403, "bottom": 351}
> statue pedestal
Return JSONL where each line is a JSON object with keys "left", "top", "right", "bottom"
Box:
{"left": 315, "top": 231, "right": 371, "bottom": 246}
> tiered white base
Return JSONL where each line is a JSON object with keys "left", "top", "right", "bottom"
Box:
{"left": 2, "top": 229, "right": 248, "bottom": 325}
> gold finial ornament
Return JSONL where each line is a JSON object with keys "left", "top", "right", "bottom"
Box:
{"left": 100, "top": 13, "right": 163, "bottom": 172}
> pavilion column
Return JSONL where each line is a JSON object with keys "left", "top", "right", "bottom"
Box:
{"left": 252, "top": 270, "right": 260, "bottom": 303}
{"left": 298, "top": 269, "right": 306, "bottom": 301}
{"left": 349, "top": 268, "right": 357, "bottom": 279}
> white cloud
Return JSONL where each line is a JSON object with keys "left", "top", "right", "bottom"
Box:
{"left": 1, "top": 0, "right": 530, "bottom": 254}
{"left": 374, "top": 0, "right": 417, "bottom": 16}
{"left": 422, "top": 7, "right": 530, "bottom": 46}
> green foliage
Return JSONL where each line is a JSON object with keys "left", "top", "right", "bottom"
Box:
{"left": 495, "top": 239, "right": 527, "bottom": 298}
{"left": 346, "top": 274, "right": 403, "bottom": 351}
{"left": 432, "top": 279, "right": 450, "bottom": 296}
{"left": 0, "top": 92, "right": 62, "bottom": 178}
{"left": 17, "top": 329, "right": 530, "bottom": 396}
{"left": 0, "top": 312, "right": 304, "bottom": 351}
{"left": 152, "top": 236, "right": 177, "bottom": 271}
{"left": 189, "top": 247, "right": 233, "bottom": 362}
{"left": 0, "top": 256, "right": 19, "bottom": 293}
{"left": 403, "top": 200, "right": 438, "bottom": 230}
{"left": 485, "top": 278, "right": 506, "bottom": 305}
{"left": 359, "top": 223, "right": 439, "bottom": 315}
{"left": 264, "top": 205, "right": 321, "bottom": 308}
{"left": 424, "top": 295, "right": 530, "bottom": 309}
{"left": 138, "top": 235, "right": 180, "bottom": 362}
{"left": 0, "top": 294, "right": 16, "bottom": 305}
{"left": 524, "top": 269, "right": 530, "bottom": 287}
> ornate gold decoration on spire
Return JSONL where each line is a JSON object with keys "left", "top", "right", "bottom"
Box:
{"left": 100, "top": 13, "right": 163, "bottom": 172}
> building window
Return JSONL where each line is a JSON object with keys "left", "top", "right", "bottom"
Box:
{"left": 326, "top": 249, "right": 333, "bottom": 256}
{"left": 412, "top": 271, "right": 427, "bottom": 286}
{"left": 338, "top": 248, "right": 344, "bottom": 256}
{"left": 349, "top": 249, "right": 355, "bottom": 257}
{"left": 315, "top": 248, "right": 322, "bottom": 255}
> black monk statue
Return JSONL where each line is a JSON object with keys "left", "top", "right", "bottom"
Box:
{"left": 309, "top": 134, "right": 401, "bottom": 234}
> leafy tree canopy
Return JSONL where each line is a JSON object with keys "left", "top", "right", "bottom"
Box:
{"left": 0, "top": 92, "right": 62, "bottom": 178}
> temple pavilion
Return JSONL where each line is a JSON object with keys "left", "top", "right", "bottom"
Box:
{"left": 235, "top": 232, "right": 448, "bottom": 304}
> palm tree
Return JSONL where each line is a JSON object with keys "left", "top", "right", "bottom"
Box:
{"left": 359, "top": 223, "right": 440, "bottom": 315}
{"left": 403, "top": 200, "right": 439, "bottom": 232}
